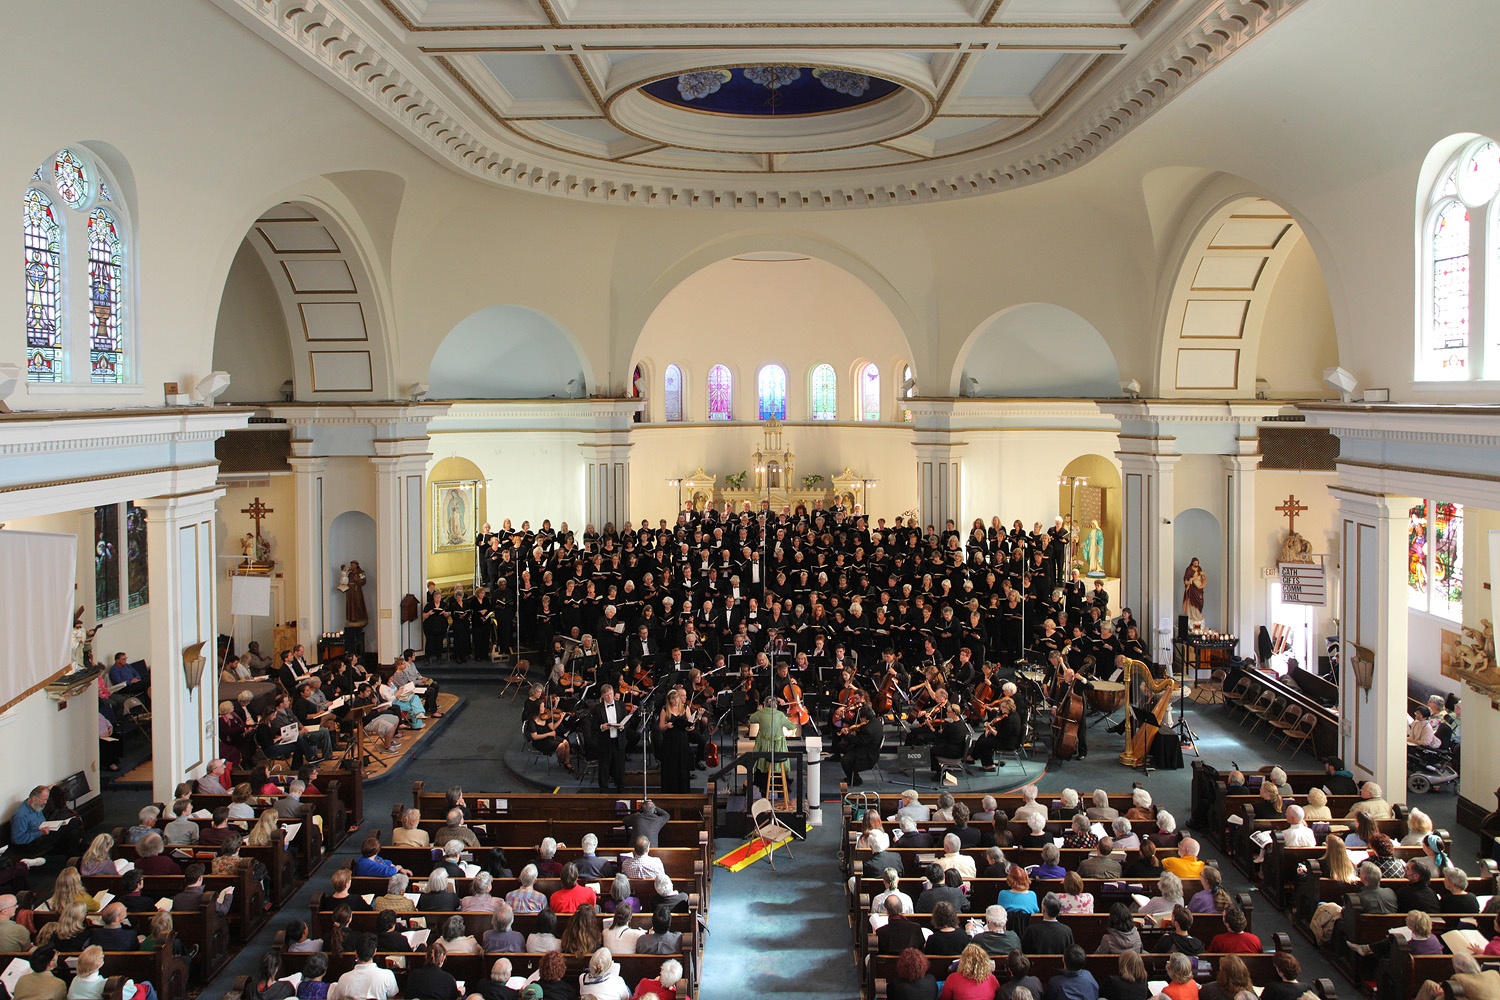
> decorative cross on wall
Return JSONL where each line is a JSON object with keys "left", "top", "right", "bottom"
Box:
{"left": 1275, "top": 494, "right": 1308, "bottom": 533}
{"left": 241, "top": 497, "right": 274, "bottom": 538}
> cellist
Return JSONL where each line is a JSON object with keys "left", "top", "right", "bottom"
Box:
{"left": 1049, "top": 665, "right": 1091, "bottom": 761}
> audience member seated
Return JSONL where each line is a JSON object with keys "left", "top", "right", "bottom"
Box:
{"left": 997, "top": 866, "right": 1039, "bottom": 916}
{"left": 330, "top": 932, "right": 399, "bottom": 1000}
{"left": 620, "top": 837, "right": 666, "bottom": 881}
{"left": 10, "top": 785, "right": 83, "bottom": 859}
{"left": 373, "top": 873, "right": 416, "bottom": 913}
{"left": 1043, "top": 944, "right": 1099, "bottom": 1000}
{"left": 1151, "top": 906, "right": 1203, "bottom": 956}
{"left": 942, "top": 943, "right": 1000, "bottom": 1000}
{"left": 197, "top": 759, "right": 232, "bottom": 796}
{"left": 284, "top": 918, "right": 324, "bottom": 954}
{"left": 439, "top": 914, "right": 481, "bottom": 955}
{"left": 1098, "top": 948, "right": 1150, "bottom": 1000}
{"left": 1345, "top": 782, "right": 1393, "bottom": 821}
{"left": 971, "top": 905, "right": 1021, "bottom": 957}
{"left": 1086, "top": 790, "right": 1119, "bottom": 824}
{"left": 1206, "top": 906, "right": 1260, "bottom": 953}
{"left": 1261, "top": 952, "right": 1307, "bottom": 1000}
{"left": 35, "top": 903, "right": 89, "bottom": 951}
{"left": 163, "top": 799, "right": 200, "bottom": 845}
{"left": 49, "top": 866, "right": 101, "bottom": 913}
{"left": 602, "top": 904, "right": 642, "bottom": 956}
{"left": 1402, "top": 808, "right": 1435, "bottom": 846}
{"left": 887, "top": 947, "right": 938, "bottom": 1000}
{"left": 1161, "top": 839, "right": 1204, "bottom": 882}
{"left": 574, "top": 834, "right": 615, "bottom": 881}
{"left": 919, "top": 868, "right": 970, "bottom": 914}
{"left": 937, "top": 834, "right": 977, "bottom": 879}
{"left": 250, "top": 952, "right": 296, "bottom": 1000}
{"left": 1033, "top": 845, "right": 1066, "bottom": 881}
{"left": 1302, "top": 788, "right": 1332, "bottom": 823}
{"left": 535, "top": 838, "right": 564, "bottom": 879}
{"left": 1396, "top": 859, "right": 1443, "bottom": 912}
{"left": 896, "top": 816, "right": 935, "bottom": 850}
{"left": 1161, "top": 953, "right": 1199, "bottom": 1000}
{"left": 635, "top": 905, "right": 682, "bottom": 957}
{"left": 623, "top": 800, "right": 669, "bottom": 848}
{"left": 1414, "top": 954, "right": 1500, "bottom": 1000}
{"left": 1188, "top": 868, "right": 1223, "bottom": 914}
{"left": 878, "top": 896, "right": 927, "bottom": 954}
{"left": 1097, "top": 904, "right": 1142, "bottom": 954}
{"left": 14, "top": 946, "right": 66, "bottom": 1000}
{"left": 1021, "top": 895, "right": 1075, "bottom": 954}
{"left": 481, "top": 901, "right": 525, "bottom": 953}
{"left": 600, "top": 875, "right": 639, "bottom": 917}
{"left": 1149, "top": 812, "right": 1182, "bottom": 849}
{"left": 353, "top": 837, "right": 411, "bottom": 878}
{"left": 1062, "top": 815, "right": 1097, "bottom": 850}
{"left": 1122, "top": 841, "right": 1160, "bottom": 880}
{"left": 69, "top": 944, "right": 158, "bottom": 1000}
{"left": 393, "top": 808, "right": 430, "bottom": 847}
{"left": 628, "top": 958, "right": 684, "bottom": 1000}
{"left": 88, "top": 903, "right": 141, "bottom": 951}
{"left": 297, "top": 952, "right": 331, "bottom": 1000}
{"left": 1110, "top": 818, "right": 1139, "bottom": 853}
{"left": 1056, "top": 873, "right": 1093, "bottom": 916}
{"left": 1078, "top": 839, "right": 1121, "bottom": 880}
{"left": 525, "top": 909, "right": 561, "bottom": 954}
{"left": 1200, "top": 954, "right": 1254, "bottom": 1000}
{"left": 373, "top": 910, "right": 408, "bottom": 952}
{"left": 418, "top": 869, "right": 460, "bottom": 912}
{"left": 925, "top": 901, "right": 969, "bottom": 956}
{"left": 505, "top": 865, "right": 548, "bottom": 914}
{"left": 550, "top": 863, "right": 598, "bottom": 915}
{"left": 894, "top": 790, "right": 933, "bottom": 824}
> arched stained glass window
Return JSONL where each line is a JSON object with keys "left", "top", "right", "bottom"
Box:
{"left": 811, "top": 364, "right": 837, "bottom": 420}
{"left": 664, "top": 364, "right": 684, "bottom": 421}
{"left": 53, "top": 149, "right": 89, "bottom": 208}
{"left": 758, "top": 364, "right": 787, "bottom": 420}
{"left": 88, "top": 207, "right": 124, "bottom": 383}
{"left": 24, "top": 189, "right": 62, "bottom": 382}
{"left": 901, "top": 363, "right": 915, "bottom": 423}
{"left": 1430, "top": 198, "right": 1470, "bottom": 373}
{"left": 858, "top": 362, "right": 880, "bottom": 421}
{"left": 708, "top": 364, "right": 732, "bottom": 420}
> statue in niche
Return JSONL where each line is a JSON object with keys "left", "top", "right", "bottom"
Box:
{"left": 241, "top": 531, "right": 270, "bottom": 566}
{"left": 1182, "top": 556, "right": 1206, "bottom": 625}
{"left": 339, "top": 560, "right": 369, "bottom": 628}
{"left": 1081, "top": 519, "right": 1106, "bottom": 578}
{"left": 1279, "top": 531, "right": 1314, "bottom": 564}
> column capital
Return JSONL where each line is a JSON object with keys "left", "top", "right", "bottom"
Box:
{"left": 370, "top": 453, "right": 431, "bottom": 475}
{"left": 287, "top": 455, "right": 328, "bottom": 473}
{"left": 1117, "top": 451, "right": 1181, "bottom": 473}
{"left": 1330, "top": 487, "right": 1417, "bottom": 521}
{"left": 134, "top": 487, "right": 224, "bottom": 521}
{"left": 1220, "top": 453, "right": 1263, "bottom": 472}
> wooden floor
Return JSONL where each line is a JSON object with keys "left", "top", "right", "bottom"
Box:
{"left": 114, "top": 691, "right": 463, "bottom": 786}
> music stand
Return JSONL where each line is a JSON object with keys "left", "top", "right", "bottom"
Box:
{"left": 1169, "top": 664, "right": 1201, "bottom": 758}
{"left": 894, "top": 746, "right": 937, "bottom": 790}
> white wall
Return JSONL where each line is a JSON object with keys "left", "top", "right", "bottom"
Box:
{"left": 1456, "top": 507, "right": 1500, "bottom": 803}
{"left": 1252, "top": 470, "right": 1339, "bottom": 653}
{"left": 215, "top": 475, "right": 297, "bottom": 654}
{"left": 212, "top": 239, "right": 294, "bottom": 404}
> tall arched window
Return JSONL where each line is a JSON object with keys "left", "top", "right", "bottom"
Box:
{"left": 23, "top": 188, "right": 62, "bottom": 381}
{"left": 900, "top": 363, "right": 915, "bottom": 423}
{"left": 664, "top": 364, "right": 684, "bottom": 421}
{"left": 858, "top": 362, "right": 880, "bottom": 421}
{"left": 1421, "top": 137, "right": 1500, "bottom": 380}
{"left": 22, "top": 146, "right": 130, "bottom": 385}
{"left": 707, "top": 364, "right": 733, "bottom": 420}
{"left": 758, "top": 364, "right": 787, "bottom": 420}
{"left": 810, "top": 364, "right": 837, "bottom": 420}
{"left": 88, "top": 207, "right": 123, "bottom": 383}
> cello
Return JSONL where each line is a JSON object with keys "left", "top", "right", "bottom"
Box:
{"left": 1050, "top": 674, "right": 1087, "bottom": 759}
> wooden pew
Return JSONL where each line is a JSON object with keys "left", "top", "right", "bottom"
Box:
{"left": 0, "top": 937, "right": 190, "bottom": 1000}
{"left": 316, "top": 875, "right": 702, "bottom": 923}
{"left": 392, "top": 813, "right": 707, "bottom": 851}
{"left": 409, "top": 783, "right": 715, "bottom": 831}
{"left": 31, "top": 903, "right": 230, "bottom": 983}
{"left": 77, "top": 867, "right": 265, "bottom": 943}
{"left": 1380, "top": 948, "right": 1500, "bottom": 1000}
{"left": 184, "top": 795, "right": 334, "bottom": 877}
{"left": 231, "top": 760, "right": 365, "bottom": 828}
{"left": 271, "top": 946, "right": 693, "bottom": 995}
{"left": 109, "top": 825, "right": 299, "bottom": 906}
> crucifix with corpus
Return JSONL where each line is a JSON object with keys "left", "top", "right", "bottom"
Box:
{"left": 240, "top": 496, "right": 275, "bottom": 569}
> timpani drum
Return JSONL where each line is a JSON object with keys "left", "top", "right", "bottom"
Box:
{"left": 1088, "top": 680, "right": 1128, "bottom": 714}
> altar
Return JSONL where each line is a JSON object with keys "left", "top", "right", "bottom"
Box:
{"left": 673, "top": 419, "right": 876, "bottom": 514}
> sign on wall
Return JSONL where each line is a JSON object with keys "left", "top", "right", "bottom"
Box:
{"left": 1279, "top": 560, "right": 1327, "bottom": 606}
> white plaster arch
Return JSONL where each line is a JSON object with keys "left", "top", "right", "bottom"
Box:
{"left": 1148, "top": 175, "right": 1342, "bottom": 399}
{"left": 427, "top": 305, "right": 589, "bottom": 399}
{"left": 211, "top": 181, "right": 400, "bottom": 400}
{"left": 951, "top": 303, "right": 1121, "bottom": 397}
{"left": 618, "top": 231, "right": 923, "bottom": 390}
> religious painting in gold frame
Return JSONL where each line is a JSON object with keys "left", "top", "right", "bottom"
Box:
{"left": 1440, "top": 628, "right": 1463, "bottom": 680}
{"left": 431, "top": 480, "right": 478, "bottom": 554}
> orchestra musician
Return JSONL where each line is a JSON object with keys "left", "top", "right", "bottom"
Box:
{"left": 1049, "top": 665, "right": 1092, "bottom": 760}
{"left": 838, "top": 689, "right": 882, "bottom": 787}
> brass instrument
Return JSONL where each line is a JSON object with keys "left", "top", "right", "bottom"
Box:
{"left": 1117, "top": 657, "right": 1176, "bottom": 767}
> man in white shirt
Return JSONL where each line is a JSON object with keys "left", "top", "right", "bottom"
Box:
{"left": 591, "top": 685, "right": 627, "bottom": 792}
{"left": 331, "top": 934, "right": 398, "bottom": 1000}
{"left": 1282, "top": 804, "right": 1317, "bottom": 847}
{"left": 935, "top": 833, "right": 977, "bottom": 879}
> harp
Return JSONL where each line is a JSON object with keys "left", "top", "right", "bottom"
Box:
{"left": 1118, "top": 657, "right": 1176, "bottom": 767}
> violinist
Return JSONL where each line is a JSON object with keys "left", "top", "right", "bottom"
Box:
{"left": 830, "top": 667, "right": 860, "bottom": 728}
{"left": 525, "top": 696, "right": 573, "bottom": 772}
{"left": 929, "top": 703, "right": 969, "bottom": 780}
{"left": 903, "top": 687, "right": 949, "bottom": 746}
{"left": 969, "top": 696, "right": 1022, "bottom": 770}
{"left": 839, "top": 689, "right": 882, "bottom": 787}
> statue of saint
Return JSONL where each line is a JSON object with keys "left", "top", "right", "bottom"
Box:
{"left": 1278, "top": 531, "right": 1314, "bottom": 564}
{"left": 1182, "top": 557, "right": 1206, "bottom": 625}
{"left": 1081, "top": 519, "right": 1106, "bottom": 578}
{"left": 343, "top": 560, "right": 368, "bottom": 627}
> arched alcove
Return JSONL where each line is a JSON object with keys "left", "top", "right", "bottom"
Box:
{"left": 426, "top": 457, "right": 486, "bottom": 584}
{"left": 214, "top": 200, "right": 395, "bottom": 401}
{"left": 328, "top": 510, "right": 376, "bottom": 632}
{"left": 633, "top": 254, "right": 913, "bottom": 422}
{"left": 1174, "top": 508, "right": 1223, "bottom": 629}
{"left": 1158, "top": 196, "right": 1338, "bottom": 398}
{"left": 1057, "top": 454, "right": 1122, "bottom": 579}
{"left": 956, "top": 304, "right": 1121, "bottom": 397}
{"left": 428, "top": 306, "right": 587, "bottom": 399}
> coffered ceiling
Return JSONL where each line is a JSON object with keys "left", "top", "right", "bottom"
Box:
{"left": 211, "top": 0, "right": 1305, "bottom": 209}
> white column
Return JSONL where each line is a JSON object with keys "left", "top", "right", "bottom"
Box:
{"left": 288, "top": 454, "right": 327, "bottom": 653}
{"left": 581, "top": 441, "right": 632, "bottom": 530}
{"left": 137, "top": 489, "right": 222, "bottom": 802}
{"left": 1222, "top": 453, "right": 1262, "bottom": 643}
{"left": 1334, "top": 489, "right": 1413, "bottom": 791}
{"left": 912, "top": 441, "right": 965, "bottom": 531}
{"left": 371, "top": 451, "right": 430, "bottom": 663}
{"left": 1118, "top": 450, "right": 1180, "bottom": 664}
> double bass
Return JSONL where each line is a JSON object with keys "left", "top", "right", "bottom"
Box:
{"left": 1050, "top": 674, "right": 1087, "bottom": 759}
